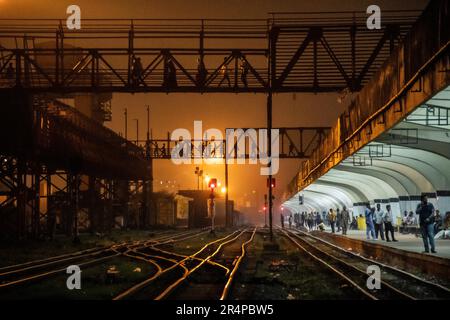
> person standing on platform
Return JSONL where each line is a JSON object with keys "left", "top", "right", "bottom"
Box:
{"left": 384, "top": 205, "right": 398, "bottom": 242}
{"left": 336, "top": 208, "right": 342, "bottom": 232}
{"left": 434, "top": 210, "right": 443, "bottom": 235}
{"left": 365, "top": 204, "right": 376, "bottom": 240}
{"left": 401, "top": 211, "right": 409, "bottom": 233}
{"left": 328, "top": 208, "right": 337, "bottom": 233}
{"left": 374, "top": 203, "right": 386, "bottom": 240}
{"left": 341, "top": 206, "right": 350, "bottom": 235}
{"left": 307, "top": 212, "right": 313, "bottom": 230}
{"left": 280, "top": 213, "right": 285, "bottom": 229}
{"left": 416, "top": 195, "right": 437, "bottom": 253}
{"left": 315, "top": 212, "right": 321, "bottom": 229}
{"left": 288, "top": 215, "right": 292, "bottom": 229}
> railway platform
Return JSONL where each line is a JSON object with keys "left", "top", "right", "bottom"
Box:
{"left": 334, "top": 229, "right": 450, "bottom": 259}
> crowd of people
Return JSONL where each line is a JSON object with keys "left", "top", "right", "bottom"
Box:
{"left": 281, "top": 194, "right": 450, "bottom": 255}
{"left": 128, "top": 54, "right": 250, "bottom": 89}
{"left": 280, "top": 205, "right": 358, "bottom": 235}
{"left": 363, "top": 203, "right": 398, "bottom": 242}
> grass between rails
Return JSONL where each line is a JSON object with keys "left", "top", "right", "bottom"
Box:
{"left": 0, "top": 256, "right": 156, "bottom": 300}
{"left": 0, "top": 229, "right": 180, "bottom": 267}
{"left": 232, "top": 231, "right": 364, "bottom": 300}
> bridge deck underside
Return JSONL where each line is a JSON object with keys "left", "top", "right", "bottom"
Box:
{"left": 284, "top": 0, "right": 450, "bottom": 220}
{"left": 284, "top": 88, "right": 450, "bottom": 219}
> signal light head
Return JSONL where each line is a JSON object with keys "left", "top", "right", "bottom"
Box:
{"left": 208, "top": 178, "right": 217, "bottom": 190}
{"left": 267, "top": 178, "right": 276, "bottom": 188}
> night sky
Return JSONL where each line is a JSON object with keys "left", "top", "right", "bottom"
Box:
{"left": 0, "top": 0, "right": 429, "bottom": 216}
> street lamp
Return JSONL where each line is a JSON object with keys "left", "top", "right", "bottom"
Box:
{"left": 194, "top": 166, "right": 203, "bottom": 190}
{"left": 263, "top": 206, "right": 267, "bottom": 228}
{"left": 204, "top": 174, "right": 210, "bottom": 190}
{"left": 208, "top": 178, "right": 217, "bottom": 234}
{"left": 264, "top": 194, "right": 268, "bottom": 228}
{"left": 133, "top": 118, "right": 139, "bottom": 145}
{"left": 124, "top": 108, "right": 128, "bottom": 140}
{"left": 221, "top": 186, "right": 226, "bottom": 194}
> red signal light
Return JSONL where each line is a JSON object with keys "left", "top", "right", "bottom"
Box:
{"left": 208, "top": 178, "right": 217, "bottom": 189}
{"left": 266, "top": 178, "right": 276, "bottom": 188}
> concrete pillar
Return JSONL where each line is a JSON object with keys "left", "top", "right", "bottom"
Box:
{"left": 352, "top": 203, "right": 367, "bottom": 216}
{"left": 436, "top": 191, "right": 450, "bottom": 214}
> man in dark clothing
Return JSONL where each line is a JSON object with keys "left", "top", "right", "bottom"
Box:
{"left": 240, "top": 59, "right": 249, "bottom": 87}
{"left": 384, "top": 205, "right": 398, "bottom": 242}
{"left": 328, "top": 208, "right": 336, "bottom": 233}
{"left": 163, "top": 57, "right": 177, "bottom": 88}
{"left": 280, "top": 213, "right": 285, "bottom": 229}
{"left": 336, "top": 208, "right": 342, "bottom": 232}
{"left": 196, "top": 57, "right": 208, "bottom": 86}
{"left": 416, "top": 195, "right": 436, "bottom": 253}
{"left": 341, "top": 206, "right": 350, "bottom": 235}
{"left": 365, "top": 204, "right": 376, "bottom": 240}
{"left": 131, "top": 57, "right": 143, "bottom": 86}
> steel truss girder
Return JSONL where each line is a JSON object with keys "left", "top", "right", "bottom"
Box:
{"left": 0, "top": 157, "right": 138, "bottom": 238}
{"left": 145, "top": 127, "right": 330, "bottom": 160}
{"left": 0, "top": 92, "right": 150, "bottom": 180}
{"left": 0, "top": 16, "right": 416, "bottom": 93}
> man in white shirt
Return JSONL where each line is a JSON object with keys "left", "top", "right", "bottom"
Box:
{"left": 384, "top": 205, "right": 398, "bottom": 242}
{"left": 374, "top": 203, "right": 386, "bottom": 240}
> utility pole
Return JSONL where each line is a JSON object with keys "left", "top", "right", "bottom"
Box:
{"left": 264, "top": 194, "right": 268, "bottom": 228}
{"left": 146, "top": 105, "right": 150, "bottom": 141}
{"left": 208, "top": 178, "right": 217, "bottom": 234}
{"left": 267, "top": 92, "right": 273, "bottom": 241}
{"left": 225, "top": 158, "right": 230, "bottom": 227}
{"left": 144, "top": 105, "right": 152, "bottom": 228}
{"left": 267, "top": 25, "right": 277, "bottom": 242}
{"left": 124, "top": 107, "right": 128, "bottom": 140}
{"left": 194, "top": 166, "right": 203, "bottom": 190}
{"left": 134, "top": 118, "right": 139, "bottom": 145}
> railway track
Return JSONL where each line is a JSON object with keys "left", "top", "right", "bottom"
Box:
{"left": 0, "top": 229, "right": 205, "bottom": 290}
{"left": 114, "top": 227, "right": 256, "bottom": 300}
{"left": 280, "top": 228, "right": 450, "bottom": 300}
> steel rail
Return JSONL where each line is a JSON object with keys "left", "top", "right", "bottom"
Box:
{"left": 154, "top": 228, "right": 250, "bottom": 300}
{"left": 279, "top": 228, "right": 377, "bottom": 299}
{"left": 112, "top": 229, "right": 244, "bottom": 300}
{"left": 220, "top": 227, "right": 256, "bottom": 300}
{"left": 283, "top": 228, "right": 424, "bottom": 300}
{"left": 140, "top": 233, "right": 230, "bottom": 273}
{"left": 299, "top": 230, "right": 450, "bottom": 297}
{"left": 0, "top": 229, "right": 198, "bottom": 288}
